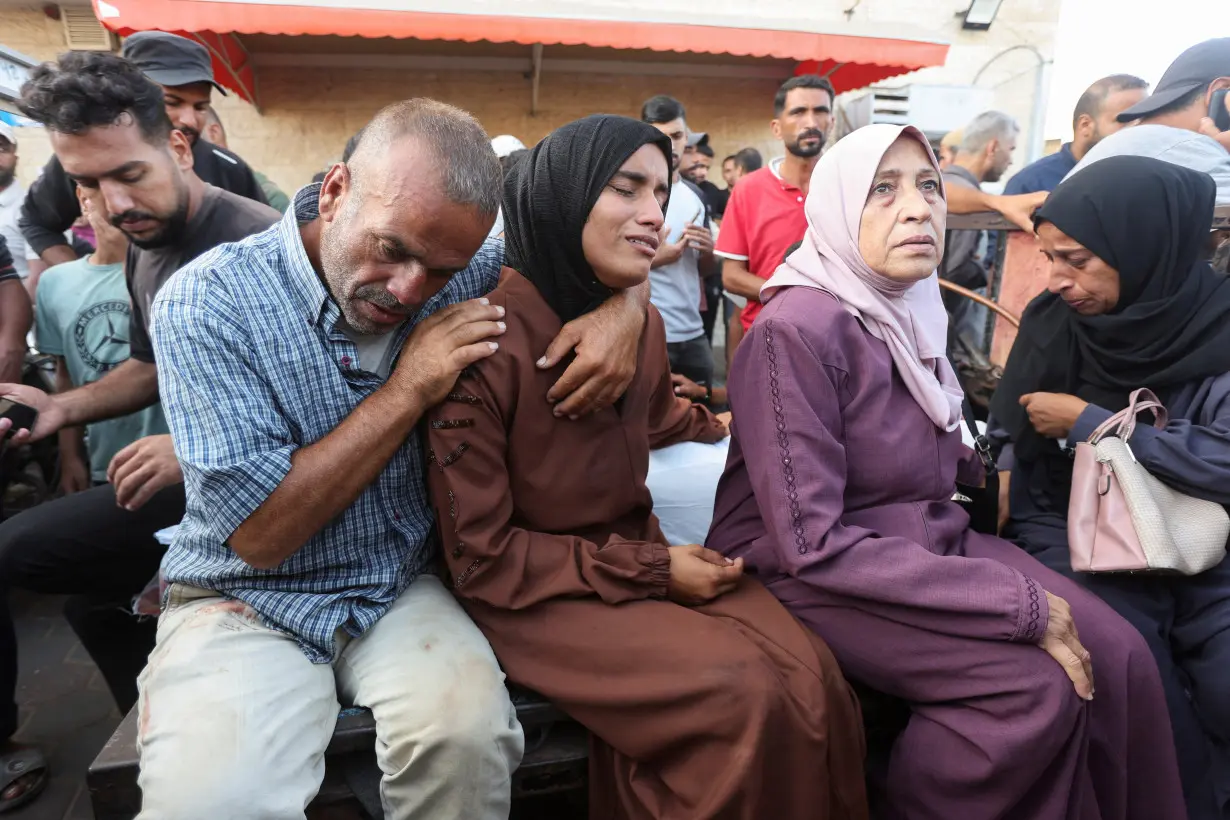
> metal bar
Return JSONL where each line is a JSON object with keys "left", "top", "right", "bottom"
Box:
{"left": 938, "top": 279, "right": 1020, "bottom": 329}
{"left": 530, "top": 44, "right": 543, "bottom": 116}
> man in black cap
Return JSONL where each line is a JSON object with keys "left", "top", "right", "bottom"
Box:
{"left": 1066, "top": 37, "right": 1230, "bottom": 204}
{"left": 18, "top": 31, "right": 268, "bottom": 268}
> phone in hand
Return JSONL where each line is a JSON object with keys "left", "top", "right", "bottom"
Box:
{"left": 0, "top": 399, "right": 37, "bottom": 438}
{"left": 1210, "top": 88, "right": 1230, "bottom": 133}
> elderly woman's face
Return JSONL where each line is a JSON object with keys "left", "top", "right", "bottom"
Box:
{"left": 1037, "top": 221, "right": 1120, "bottom": 316}
{"left": 857, "top": 136, "right": 945, "bottom": 283}
{"left": 582, "top": 144, "right": 670, "bottom": 291}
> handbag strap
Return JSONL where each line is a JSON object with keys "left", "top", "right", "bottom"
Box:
{"left": 1088, "top": 388, "right": 1169, "bottom": 444}
{"left": 961, "top": 395, "right": 995, "bottom": 471}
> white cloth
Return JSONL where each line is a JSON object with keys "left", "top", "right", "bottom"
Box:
{"left": 0, "top": 182, "right": 29, "bottom": 279}
{"left": 647, "top": 438, "right": 730, "bottom": 546}
{"left": 136, "top": 574, "right": 524, "bottom": 820}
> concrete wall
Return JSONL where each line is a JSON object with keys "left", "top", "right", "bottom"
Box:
{"left": 3, "top": 0, "right": 1063, "bottom": 197}
{"left": 2, "top": 4, "right": 68, "bottom": 189}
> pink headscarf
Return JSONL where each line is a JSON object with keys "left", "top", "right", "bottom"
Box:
{"left": 761, "top": 123, "right": 964, "bottom": 431}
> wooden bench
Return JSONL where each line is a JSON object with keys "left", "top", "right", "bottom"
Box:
{"left": 87, "top": 685, "right": 589, "bottom": 820}
{"left": 88, "top": 678, "right": 909, "bottom": 819}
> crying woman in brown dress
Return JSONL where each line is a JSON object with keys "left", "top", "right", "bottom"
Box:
{"left": 424, "top": 115, "right": 868, "bottom": 820}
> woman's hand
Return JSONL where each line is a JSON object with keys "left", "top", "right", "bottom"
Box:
{"left": 667, "top": 545, "right": 743, "bottom": 605}
{"left": 1019, "top": 392, "right": 1088, "bottom": 439}
{"left": 671, "top": 373, "right": 707, "bottom": 401}
{"left": 1039, "top": 590, "right": 1094, "bottom": 701}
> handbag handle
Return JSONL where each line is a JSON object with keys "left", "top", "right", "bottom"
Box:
{"left": 1087, "top": 388, "right": 1169, "bottom": 444}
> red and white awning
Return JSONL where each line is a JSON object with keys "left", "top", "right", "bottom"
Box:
{"left": 93, "top": 0, "right": 950, "bottom": 106}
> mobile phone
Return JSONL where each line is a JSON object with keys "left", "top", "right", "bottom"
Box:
{"left": 1210, "top": 89, "right": 1230, "bottom": 133}
{"left": 0, "top": 399, "right": 37, "bottom": 437}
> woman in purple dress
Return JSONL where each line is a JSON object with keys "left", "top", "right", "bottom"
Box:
{"left": 706, "top": 124, "right": 1186, "bottom": 820}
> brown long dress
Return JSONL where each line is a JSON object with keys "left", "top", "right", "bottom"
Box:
{"left": 424, "top": 270, "right": 868, "bottom": 820}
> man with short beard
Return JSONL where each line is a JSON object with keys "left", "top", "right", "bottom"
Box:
{"left": 1005, "top": 74, "right": 1148, "bottom": 195}
{"left": 0, "top": 51, "right": 279, "bottom": 811}
{"left": 942, "top": 111, "right": 1019, "bottom": 347}
{"left": 717, "top": 74, "right": 833, "bottom": 340}
{"left": 18, "top": 31, "right": 267, "bottom": 269}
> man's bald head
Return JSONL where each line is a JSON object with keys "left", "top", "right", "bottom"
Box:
{"left": 312, "top": 98, "right": 502, "bottom": 336}
{"left": 1071, "top": 74, "right": 1149, "bottom": 158}
{"left": 345, "top": 99, "right": 502, "bottom": 219}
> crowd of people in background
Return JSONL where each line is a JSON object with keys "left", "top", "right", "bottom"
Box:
{"left": 0, "top": 23, "right": 1224, "bottom": 820}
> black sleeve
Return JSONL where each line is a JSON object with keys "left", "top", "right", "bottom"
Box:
{"left": 0, "top": 235, "right": 17, "bottom": 283}
{"left": 125, "top": 246, "right": 155, "bottom": 364}
{"left": 196, "top": 141, "right": 269, "bottom": 207}
{"left": 18, "top": 156, "right": 80, "bottom": 257}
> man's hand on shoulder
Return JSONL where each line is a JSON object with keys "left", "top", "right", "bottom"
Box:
{"left": 538, "top": 288, "right": 645, "bottom": 418}
{"left": 389, "top": 299, "right": 506, "bottom": 410}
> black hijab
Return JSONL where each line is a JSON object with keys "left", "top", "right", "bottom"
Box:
{"left": 992, "top": 155, "right": 1230, "bottom": 463}
{"left": 502, "top": 115, "right": 672, "bottom": 323}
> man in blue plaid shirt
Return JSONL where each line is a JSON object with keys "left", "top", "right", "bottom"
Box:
{"left": 137, "top": 100, "right": 651, "bottom": 818}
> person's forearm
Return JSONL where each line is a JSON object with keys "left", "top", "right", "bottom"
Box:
{"left": 722, "top": 264, "right": 765, "bottom": 301}
{"left": 0, "top": 280, "right": 31, "bottom": 385}
{"left": 55, "top": 358, "right": 158, "bottom": 427}
{"left": 57, "top": 425, "right": 86, "bottom": 468}
{"left": 944, "top": 184, "right": 996, "bottom": 214}
{"left": 38, "top": 245, "right": 76, "bottom": 268}
{"left": 229, "top": 381, "right": 428, "bottom": 569}
{"left": 54, "top": 360, "right": 88, "bottom": 476}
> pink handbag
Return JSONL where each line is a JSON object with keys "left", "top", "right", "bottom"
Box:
{"left": 1068, "top": 388, "right": 1229, "bottom": 575}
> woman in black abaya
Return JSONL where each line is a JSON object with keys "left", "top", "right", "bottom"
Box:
{"left": 993, "top": 155, "right": 1230, "bottom": 820}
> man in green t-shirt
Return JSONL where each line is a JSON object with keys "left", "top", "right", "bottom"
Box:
{"left": 35, "top": 188, "right": 168, "bottom": 493}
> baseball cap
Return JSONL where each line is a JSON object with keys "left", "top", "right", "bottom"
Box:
{"left": 1116, "top": 37, "right": 1230, "bottom": 123}
{"left": 0, "top": 123, "right": 14, "bottom": 148}
{"left": 491, "top": 134, "right": 527, "bottom": 158}
{"left": 121, "top": 31, "right": 227, "bottom": 95}
{"left": 686, "top": 130, "right": 709, "bottom": 148}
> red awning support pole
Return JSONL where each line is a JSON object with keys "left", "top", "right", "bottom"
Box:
{"left": 530, "top": 43, "right": 543, "bottom": 116}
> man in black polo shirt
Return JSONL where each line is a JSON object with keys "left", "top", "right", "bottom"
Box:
{"left": 19, "top": 31, "right": 268, "bottom": 268}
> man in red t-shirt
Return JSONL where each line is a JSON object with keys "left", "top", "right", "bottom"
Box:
{"left": 717, "top": 75, "right": 834, "bottom": 340}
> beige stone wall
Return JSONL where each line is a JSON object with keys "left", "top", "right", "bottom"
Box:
{"left": 3, "top": 0, "right": 1063, "bottom": 195}
{"left": 212, "top": 67, "right": 785, "bottom": 195}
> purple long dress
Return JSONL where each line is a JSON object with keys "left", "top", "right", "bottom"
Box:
{"left": 707, "top": 285, "right": 1187, "bottom": 820}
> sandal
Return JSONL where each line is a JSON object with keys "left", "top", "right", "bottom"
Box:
{"left": 0, "top": 745, "right": 47, "bottom": 814}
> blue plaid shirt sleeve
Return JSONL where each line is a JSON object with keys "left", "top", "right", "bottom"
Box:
{"left": 152, "top": 273, "right": 296, "bottom": 545}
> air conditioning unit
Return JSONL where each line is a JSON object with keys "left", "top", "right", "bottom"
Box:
{"left": 843, "top": 84, "right": 996, "bottom": 141}
{"left": 61, "top": 6, "right": 118, "bottom": 52}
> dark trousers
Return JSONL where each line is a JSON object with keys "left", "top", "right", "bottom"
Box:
{"left": 666, "top": 336, "right": 714, "bottom": 389}
{"left": 701, "top": 274, "right": 723, "bottom": 344}
{"left": 1024, "top": 538, "right": 1230, "bottom": 820}
{"left": 0, "top": 482, "right": 184, "bottom": 737}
